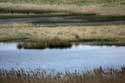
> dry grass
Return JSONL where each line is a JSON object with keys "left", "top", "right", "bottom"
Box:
{"left": 0, "top": 2, "right": 125, "bottom": 15}
{"left": 0, "top": 2, "right": 99, "bottom": 14}
{"left": 0, "top": 24, "right": 125, "bottom": 46}
{"left": 0, "top": 67, "right": 125, "bottom": 83}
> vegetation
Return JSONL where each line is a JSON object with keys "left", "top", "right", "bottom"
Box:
{"left": 0, "top": 24, "right": 125, "bottom": 48}
{"left": 0, "top": 0, "right": 125, "bottom": 5}
{"left": 0, "top": 67, "right": 125, "bottom": 83}
{"left": 18, "top": 40, "right": 72, "bottom": 49}
{"left": 0, "top": 1, "right": 125, "bottom": 83}
{"left": 0, "top": 0, "right": 125, "bottom": 15}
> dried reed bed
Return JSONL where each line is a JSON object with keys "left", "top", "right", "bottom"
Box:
{"left": 0, "top": 67, "right": 125, "bottom": 83}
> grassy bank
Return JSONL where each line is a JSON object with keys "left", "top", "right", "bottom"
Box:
{"left": 0, "top": 67, "right": 125, "bottom": 83}
{"left": 0, "top": 1, "right": 125, "bottom": 15}
{"left": 0, "top": 24, "right": 125, "bottom": 48}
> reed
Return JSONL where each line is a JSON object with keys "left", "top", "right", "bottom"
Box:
{"left": 18, "top": 39, "right": 72, "bottom": 49}
{"left": 0, "top": 67, "right": 125, "bottom": 83}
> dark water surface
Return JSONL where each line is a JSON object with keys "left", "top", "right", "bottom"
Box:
{"left": 0, "top": 43, "right": 125, "bottom": 72}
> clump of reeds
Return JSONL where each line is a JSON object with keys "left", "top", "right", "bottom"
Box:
{"left": 0, "top": 67, "right": 125, "bottom": 83}
{"left": 17, "top": 38, "right": 72, "bottom": 49}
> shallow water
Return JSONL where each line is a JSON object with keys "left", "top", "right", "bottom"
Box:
{"left": 0, "top": 43, "right": 125, "bottom": 72}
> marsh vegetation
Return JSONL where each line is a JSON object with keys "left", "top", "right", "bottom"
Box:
{"left": 0, "top": 67, "right": 125, "bottom": 83}
{"left": 0, "top": 24, "right": 125, "bottom": 48}
{"left": 0, "top": 0, "right": 125, "bottom": 83}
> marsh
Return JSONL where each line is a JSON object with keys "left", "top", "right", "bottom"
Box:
{"left": 0, "top": 0, "right": 125, "bottom": 83}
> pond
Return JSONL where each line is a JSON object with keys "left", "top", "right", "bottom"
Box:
{"left": 0, "top": 43, "right": 125, "bottom": 72}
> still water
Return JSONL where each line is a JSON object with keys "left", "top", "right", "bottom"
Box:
{"left": 0, "top": 43, "right": 125, "bottom": 72}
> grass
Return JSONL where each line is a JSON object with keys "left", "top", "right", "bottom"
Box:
{"left": 0, "top": 24, "right": 125, "bottom": 48}
{"left": 0, "top": 13, "right": 97, "bottom": 19}
{"left": 0, "top": 67, "right": 125, "bottom": 83}
{"left": 18, "top": 40, "right": 72, "bottom": 49}
{"left": 0, "top": 0, "right": 125, "bottom": 5}
{"left": 0, "top": 0, "right": 89, "bottom": 5}
{"left": 93, "top": 40, "right": 125, "bottom": 46}
{"left": 0, "top": 1, "right": 125, "bottom": 15}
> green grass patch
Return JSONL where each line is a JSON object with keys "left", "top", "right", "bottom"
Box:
{"left": 95, "top": 40, "right": 125, "bottom": 46}
{"left": 73, "top": 38, "right": 125, "bottom": 46}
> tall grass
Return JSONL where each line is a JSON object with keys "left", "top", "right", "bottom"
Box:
{"left": 18, "top": 39, "right": 72, "bottom": 49}
{"left": 0, "top": 67, "right": 125, "bottom": 83}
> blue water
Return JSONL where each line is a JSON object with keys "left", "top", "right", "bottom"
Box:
{"left": 0, "top": 43, "right": 125, "bottom": 72}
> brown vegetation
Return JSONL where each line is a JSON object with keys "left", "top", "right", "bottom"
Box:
{"left": 0, "top": 24, "right": 125, "bottom": 48}
{"left": 0, "top": 2, "right": 125, "bottom": 15}
{"left": 0, "top": 67, "right": 125, "bottom": 83}
{"left": 0, "top": 24, "right": 125, "bottom": 42}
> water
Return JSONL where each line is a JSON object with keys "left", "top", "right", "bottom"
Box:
{"left": 0, "top": 43, "right": 125, "bottom": 72}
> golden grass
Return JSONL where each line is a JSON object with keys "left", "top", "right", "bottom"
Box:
{"left": 0, "top": 24, "right": 125, "bottom": 42}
